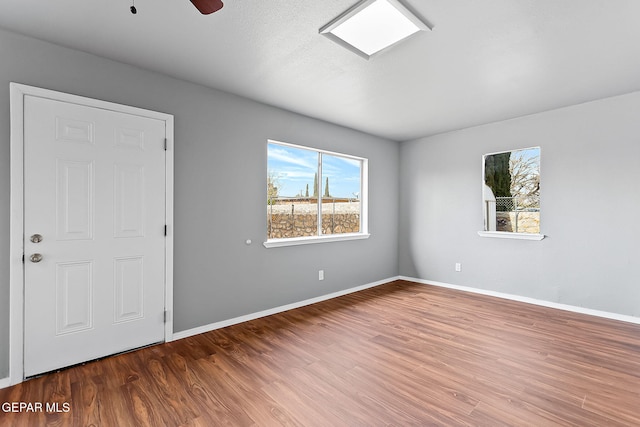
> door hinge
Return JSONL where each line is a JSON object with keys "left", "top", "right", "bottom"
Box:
{"left": 164, "top": 310, "right": 168, "bottom": 323}
{"left": 164, "top": 225, "right": 167, "bottom": 236}
{"left": 164, "top": 138, "right": 168, "bottom": 151}
{"left": 22, "top": 254, "right": 25, "bottom": 264}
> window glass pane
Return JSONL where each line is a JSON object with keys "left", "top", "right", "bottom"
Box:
{"left": 483, "top": 147, "right": 540, "bottom": 234}
{"left": 321, "top": 153, "right": 362, "bottom": 235}
{"left": 267, "top": 144, "right": 318, "bottom": 239}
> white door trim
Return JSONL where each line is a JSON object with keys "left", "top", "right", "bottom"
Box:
{"left": 9, "top": 83, "right": 174, "bottom": 386}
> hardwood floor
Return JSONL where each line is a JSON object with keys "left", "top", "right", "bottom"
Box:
{"left": 2, "top": 280, "right": 640, "bottom": 426}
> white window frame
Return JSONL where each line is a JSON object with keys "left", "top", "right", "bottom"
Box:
{"left": 478, "top": 146, "right": 544, "bottom": 241}
{"left": 264, "top": 140, "right": 369, "bottom": 248}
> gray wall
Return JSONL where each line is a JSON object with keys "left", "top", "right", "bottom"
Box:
{"left": 0, "top": 28, "right": 400, "bottom": 378}
{"left": 399, "top": 91, "right": 640, "bottom": 317}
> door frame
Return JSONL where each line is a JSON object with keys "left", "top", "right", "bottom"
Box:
{"left": 9, "top": 83, "right": 174, "bottom": 385}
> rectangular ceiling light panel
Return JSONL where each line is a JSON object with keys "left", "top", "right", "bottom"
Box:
{"left": 320, "top": 0, "right": 430, "bottom": 59}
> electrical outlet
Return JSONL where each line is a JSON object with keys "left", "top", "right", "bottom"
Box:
{"left": 455, "top": 263, "right": 461, "bottom": 272}
{"left": 319, "top": 270, "right": 324, "bottom": 281}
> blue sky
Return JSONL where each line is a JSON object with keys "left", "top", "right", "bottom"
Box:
{"left": 513, "top": 147, "right": 540, "bottom": 163}
{"left": 268, "top": 143, "right": 361, "bottom": 198}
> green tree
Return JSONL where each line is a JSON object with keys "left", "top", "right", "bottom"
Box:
{"left": 305, "top": 183, "right": 309, "bottom": 198}
{"left": 313, "top": 173, "right": 318, "bottom": 197}
{"left": 324, "top": 177, "right": 330, "bottom": 198}
{"left": 484, "top": 152, "right": 511, "bottom": 210}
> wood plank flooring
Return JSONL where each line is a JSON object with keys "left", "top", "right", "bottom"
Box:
{"left": 2, "top": 279, "right": 640, "bottom": 426}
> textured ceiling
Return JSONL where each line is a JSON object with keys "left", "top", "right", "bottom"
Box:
{"left": 1, "top": 0, "right": 640, "bottom": 141}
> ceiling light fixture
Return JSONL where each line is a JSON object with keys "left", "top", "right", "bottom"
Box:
{"left": 320, "top": 0, "right": 430, "bottom": 59}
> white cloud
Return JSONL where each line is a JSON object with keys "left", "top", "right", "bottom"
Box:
{"left": 268, "top": 146, "right": 316, "bottom": 169}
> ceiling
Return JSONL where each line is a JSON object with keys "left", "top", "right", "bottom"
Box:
{"left": 1, "top": 0, "right": 640, "bottom": 141}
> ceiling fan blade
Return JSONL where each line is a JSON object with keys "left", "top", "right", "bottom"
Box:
{"left": 190, "top": 0, "right": 223, "bottom": 15}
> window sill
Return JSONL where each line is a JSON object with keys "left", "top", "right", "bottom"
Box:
{"left": 263, "top": 233, "right": 370, "bottom": 248}
{"left": 477, "top": 231, "right": 545, "bottom": 241}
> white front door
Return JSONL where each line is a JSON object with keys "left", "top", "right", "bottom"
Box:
{"left": 23, "top": 94, "right": 167, "bottom": 377}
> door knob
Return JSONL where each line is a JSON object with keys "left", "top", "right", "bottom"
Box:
{"left": 30, "top": 253, "right": 43, "bottom": 263}
{"left": 30, "top": 234, "right": 43, "bottom": 243}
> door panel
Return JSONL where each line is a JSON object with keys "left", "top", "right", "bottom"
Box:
{"left": 114, "top": 256, "right": 145, "bottom": 323}
{"left": 23, "top": 95, "right": 166, "bottom": 377}
{"left": 55, "top": 261, "right": 93, "bottom": 334}
{"left": 56, "top": 159, "right": 94, "bottom": 240}
{"left": 114, "top": 163, "right": 145, "bottom": 238}
{"left": 55, "top": 116, "right": 94, "bottom": 144}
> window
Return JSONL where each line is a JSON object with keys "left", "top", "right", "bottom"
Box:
{"left": 265, "top": 140, "right": 369, "bottom": 247}
{"left": 480, "top": 146, "right": 543, "bottom": 240}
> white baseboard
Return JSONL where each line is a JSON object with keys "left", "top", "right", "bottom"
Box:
{"left": 171, "top": 276, "right": 400, "bottom": 341}
{"left": 0, "top": 377, "right": 10, "bottom": 390}
{"left": 400, "top": 276, "right": 640, "bottom": 326}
